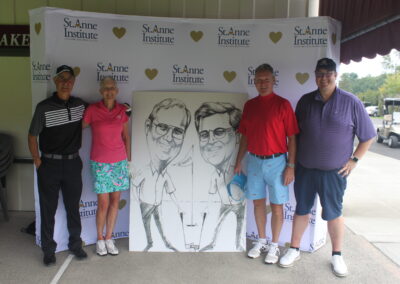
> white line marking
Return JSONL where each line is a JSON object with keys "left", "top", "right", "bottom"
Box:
{"left": 50, "top": 254, "right": 73, "bottom": 284}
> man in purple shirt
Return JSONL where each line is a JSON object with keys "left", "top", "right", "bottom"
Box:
{"left": 279, "top": 58, "right": 376, "bottom": 277}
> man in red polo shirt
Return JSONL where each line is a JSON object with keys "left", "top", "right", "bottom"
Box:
{"left": 234, "top": 63, "right": 298, "bottom": 264}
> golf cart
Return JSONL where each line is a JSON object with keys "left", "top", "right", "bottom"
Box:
{"left": 376, "top": 98, "right": 400, "bottom": 148}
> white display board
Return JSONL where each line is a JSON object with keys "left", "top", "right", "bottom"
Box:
{"left": 130, "top": 91, "right": 247, "bottom": 252}
{"left": 29, "top": 7, "right": 341, "bottom": 252}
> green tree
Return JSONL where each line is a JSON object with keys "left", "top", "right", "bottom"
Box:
{"left": 338, "top": 72, "right": 358, "bottom": 93}
{"left": 359, "top": 89, "right": 380, "bottom": 105}
{"left": 379, "top": 73, "right": 400, "bottom": 98}
{"left": 339, "top": 73, "right": 387, "bottom": 105}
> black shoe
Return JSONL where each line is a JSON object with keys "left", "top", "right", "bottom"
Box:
{"left": 70, "top": 247, "right": 87, "bottom": 260}
{"left": 43, "top": 253, "right": 56, "bottom": 266}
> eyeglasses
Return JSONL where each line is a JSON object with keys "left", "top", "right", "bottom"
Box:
{"left": 101, "top": 86, "right": 117, "bottom": 91}
{"left": 56, "top": 75, "right": 74, "bottom": 83}
{"left": 152, "top": 121, "right": 185, "bottom": 140}
{"left": 199, "top": 127, "right": 233, "bottom": 143}
{"left": 254, "top": 78, "right": 273, "bottom": 84}
{"left": 315, "top": 71, "right": 335, "bottom": 78}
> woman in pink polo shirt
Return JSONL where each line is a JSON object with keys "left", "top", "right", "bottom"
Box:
{"left": 83, "top": 76, "right": 131, "bottom": 256}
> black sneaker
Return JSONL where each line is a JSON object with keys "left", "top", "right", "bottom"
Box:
{"left": 70, "top": 247, "right": 87, "bottom": 260}
{"left": 43, "top": 253, "right": 56, "bottom": 266}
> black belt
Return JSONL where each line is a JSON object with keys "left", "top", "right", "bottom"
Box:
{"left": 42, "top": 153, "right": 79, "bottom": 160}
{"left": 249, "top": 152, "right": 284, "bottom": 160}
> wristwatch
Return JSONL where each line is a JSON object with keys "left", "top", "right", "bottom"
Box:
{"left": 286, "top": 163, "right": 295, "bottom": 168}
{"left": 351, "top": 156, "right": 359, "bottom": 163}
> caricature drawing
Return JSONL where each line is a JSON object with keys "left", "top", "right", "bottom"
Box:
{"left": 131, "top": 98, "right": 191, "bottom": 251}
{"left": 194, "top": 102, "right": 245, "bottom": 251}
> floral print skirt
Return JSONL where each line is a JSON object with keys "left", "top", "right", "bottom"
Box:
{"left": 90, "top": 159, "right": 129, "bottom": 194}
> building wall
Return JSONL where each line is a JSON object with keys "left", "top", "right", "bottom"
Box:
{"left": 0, "top": 0, "right": 314, "bottom": 211}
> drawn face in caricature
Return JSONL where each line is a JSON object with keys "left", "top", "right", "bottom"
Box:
{"left": 198, "top": 113, "right": 237, "bottom": 168}
{"left": 146, "top": 107, "right": 187, "bottom": 164}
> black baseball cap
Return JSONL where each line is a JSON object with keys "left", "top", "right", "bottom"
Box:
{"left": 54, "top": 65, "right": 75, "bottom": 77}
{"left": 315, "top": 58, "right": 336, "bottom": 72}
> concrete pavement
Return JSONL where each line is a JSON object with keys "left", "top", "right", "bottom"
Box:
{"left": 344, "top": 148, "right": 400, "bottom": 266}
{"left": 1, "top": 211, "right": 399, "bottom": 284}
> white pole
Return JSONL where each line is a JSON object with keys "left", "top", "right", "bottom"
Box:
{"left": 308, "top": 0, "right": 319, "bottom": 17}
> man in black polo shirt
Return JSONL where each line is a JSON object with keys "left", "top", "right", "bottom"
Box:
{"left": 28, "top": 65, "right": 87, "bottom": 266}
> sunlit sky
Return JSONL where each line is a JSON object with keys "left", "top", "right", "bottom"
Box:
{"left": 339, "top": 56, "right": 385, "bottom": 78}
{"left": 338, "top": 49, "right": 399, "bottom": 79}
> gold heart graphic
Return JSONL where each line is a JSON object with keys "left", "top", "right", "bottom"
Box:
{"left": 34, "top": 23, "right": 41, "bottom": 35}
{"left": 296, "top": 72, "right": 309, "bottom": 85}
{"left": 269, "top": 31, "right": 282, "bottom": 44}
{"left": 190, "top": 31, "right": 203, "bottom": 42}
{"left": 145, "top": 68, "right": 158, "bottom": 80}
{"left": 265, "top": 205, "right": 272, "bottom": 215}
{"left": 73, "top": 67, "right": 81, "bottom": 77}
{"left": 113, "top": 27, "right": 126, "bottom": 39}
{"left": 331, "top": 33, "right": 337, "bottom": 45}
{"left": 223, "top": 71, "right": 236, "bottom": 83}
{"left": 119, "top": 199, "right": 127, "bottom": 210}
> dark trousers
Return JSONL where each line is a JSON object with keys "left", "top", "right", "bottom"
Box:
{"left": 210, "top": 204, "right": 245, "bottom": 248}
{"left": 37, "top": 157, "right": 83, "bottom": 254}
{"left": 140, "top": 202, "right": 169, "bottom": 246}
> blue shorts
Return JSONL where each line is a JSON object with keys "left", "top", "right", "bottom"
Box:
{"left": 294, "top": 163, "right": 347, "bottom": 221}
{"left": 246, "top": 154, "right": 288, "bottom": 204}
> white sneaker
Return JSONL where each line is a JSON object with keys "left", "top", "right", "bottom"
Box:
{"left": 279, "top": 248, "right": 300, "bottom": 267}
{"left": 265, "top": 245, "right": 280, "bottom": 264}
{"left": 96, "top": 240, "right": 107, "bottom": 256}
{"left": 247, "top": 241, "right": 269, "bottom": 258}
{"left": 331, "top": 255, "right": 348, "bottom": 277}
{"left": 105, "top": 239, "right": 119, "bottom": 255}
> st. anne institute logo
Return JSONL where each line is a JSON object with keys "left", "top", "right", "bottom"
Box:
{"left": 63, "top": 17, "right": 99, "bottom": 41}
{"left": 142, "top": 23, "right": 175, "bottom": 45}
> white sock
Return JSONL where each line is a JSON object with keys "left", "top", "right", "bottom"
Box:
{"left": 270, "top": 242, "right": 278, "bottom": 247}
{"left": 258, "top": 238, "right": 267, "bottom": 244}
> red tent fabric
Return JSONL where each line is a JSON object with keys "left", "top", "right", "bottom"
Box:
{"left": 319, "top": 0, "right": 400, "bottom": 63}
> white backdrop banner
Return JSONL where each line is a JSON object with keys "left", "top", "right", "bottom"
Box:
{"left": 29, "top": 7, "right": 341, "bottom": 252}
